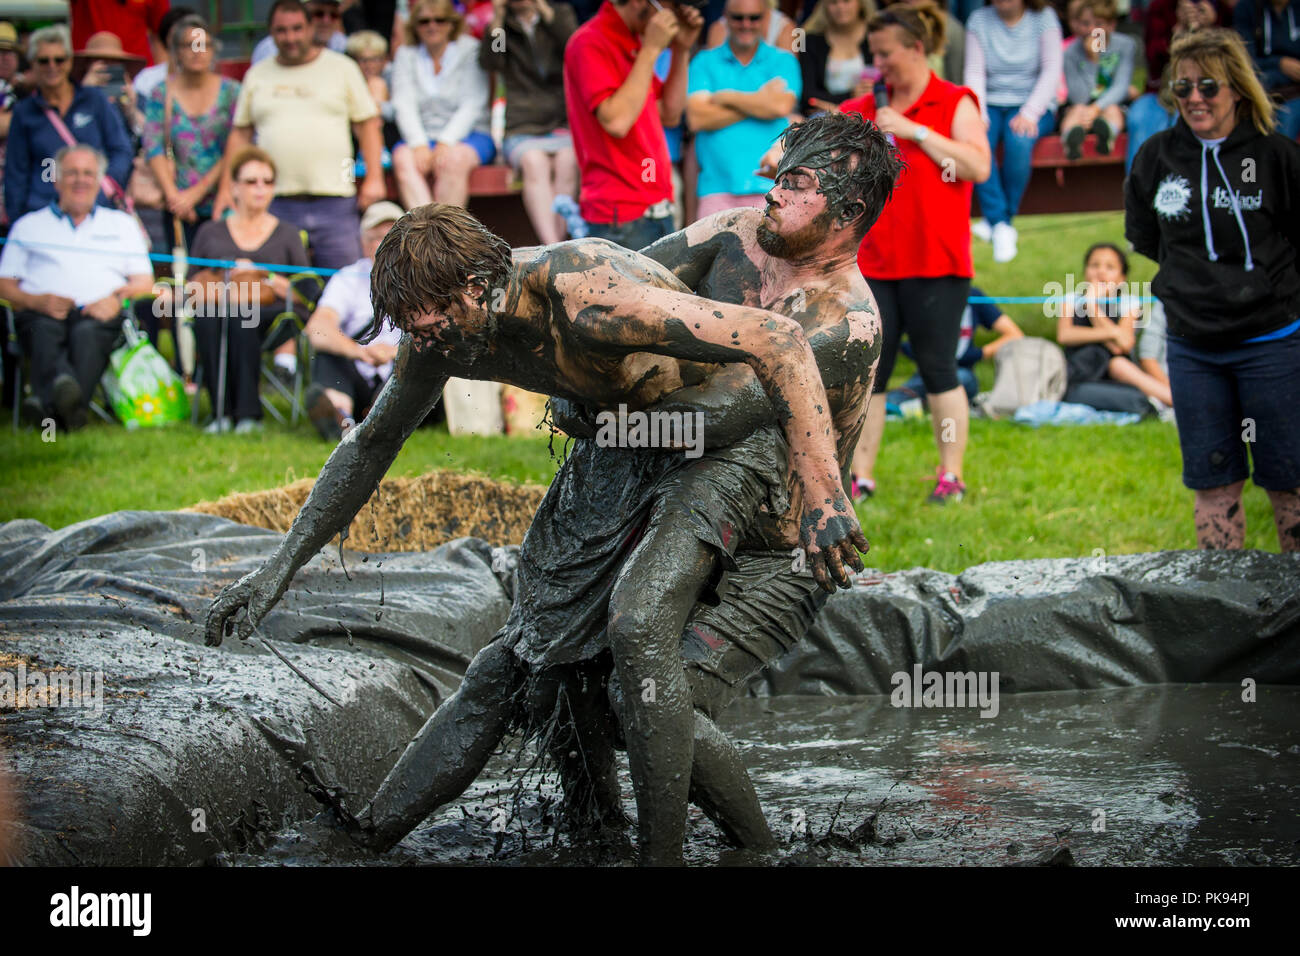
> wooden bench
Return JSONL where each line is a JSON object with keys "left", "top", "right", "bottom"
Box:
{"left": 1022, "top": 131, "right": 1128, "bottom": 214}
{"left": 973, "top": 131, "right": 1129, "bottom": 217}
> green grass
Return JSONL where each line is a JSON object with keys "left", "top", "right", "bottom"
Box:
{"left": 2, "top": 212, "right": 1285, "bottom": 570}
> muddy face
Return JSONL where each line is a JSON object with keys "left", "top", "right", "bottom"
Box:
{"left": 757, "top": 168, "right": 835, "bottom": 259}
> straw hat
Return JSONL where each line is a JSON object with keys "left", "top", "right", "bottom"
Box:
{"left": 73, "top": 32, "right": 147, "bottom": 80}
{"left": 0, "top": 23, "right": 19, "bottom": 53}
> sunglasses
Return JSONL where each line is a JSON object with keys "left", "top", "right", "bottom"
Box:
{"left": 237, "top": 177, "right": 275, "bottom": 186}
{"left": 36, "top": 55, "right": 69, "bottom": 65}
{"left": 727, "top": 13, "right": 763, "bottom": 22}
{"left": 416, "top": 16, "right": 452, "bottom": 25}
{"left": 310, "top": 7, "right": 342, "bottom": 18}
{"left": 1171, "top": 77, "right": 1221, "bottom": 99}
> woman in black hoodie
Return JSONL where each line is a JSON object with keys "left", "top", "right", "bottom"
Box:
{"left": 1126, "top": 28, "right": 1300, "bottom": 551}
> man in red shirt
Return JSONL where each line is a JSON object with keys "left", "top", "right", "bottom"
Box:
{"left": 70, "top": 0, "right": 170, "bottom": 66}
{"left": 564, "top": 0, "right": 703, "bottom": 249}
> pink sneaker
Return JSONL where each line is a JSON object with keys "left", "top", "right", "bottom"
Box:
{"left": 926, "top": 469, "right": 966, "bottom": 505}
{"left": 851, "top": 475, "right": 875, "bottom": 500}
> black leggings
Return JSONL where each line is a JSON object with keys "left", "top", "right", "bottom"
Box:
{"left": 868, "top": 276, "right": 971, "bottom": 396}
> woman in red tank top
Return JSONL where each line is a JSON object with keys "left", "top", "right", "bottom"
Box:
{"left": 838, "top": 1, "right": 990, "bottom": 505}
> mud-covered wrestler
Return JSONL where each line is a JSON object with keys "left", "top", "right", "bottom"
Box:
{"left": 318, "top": 113, "right": 902, "bottom": 864}
{"left": 205, "top": 193, "right": 867, "bottom": 857}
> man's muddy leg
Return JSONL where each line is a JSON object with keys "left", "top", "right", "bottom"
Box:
{"left": 608, "top": 519, "right": 716, "bottom": 866}
{"left": 689, "top": 711, "right": 777, "bottom": 850}
{"left": 360, "top": 637, "right": 524, "bottom": 851}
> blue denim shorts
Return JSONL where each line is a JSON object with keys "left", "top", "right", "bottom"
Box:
{"left": 1166, "top": 326, "right": 1300, "bottom": 490}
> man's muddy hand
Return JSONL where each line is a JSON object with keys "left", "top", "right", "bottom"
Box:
{"left": 799, "top": 478, "right": 868, "bottom": 592}
{"left": 204, "top": 565, "right": 290, "bottom": 647}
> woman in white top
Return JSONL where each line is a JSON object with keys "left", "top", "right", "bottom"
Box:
{"left": 390, "top": 0, "right": 494, "bottom": 208}
{"left": 800, "top": 0, "right": 878, "bottom": 115}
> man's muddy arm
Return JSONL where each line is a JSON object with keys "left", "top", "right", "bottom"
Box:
{"left": 204, "top": 338, "right": 448, "bottom": 646}
{"left": 560, "top": 273, "right": 866, "bottom": 589}
{"left": 645, "top": 317, "right": 880, "bottom": 451}
{"left": 639, "top": 211, "right": 748, "bottom": 290}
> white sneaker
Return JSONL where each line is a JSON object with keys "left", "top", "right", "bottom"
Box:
{"left": 971, "top": 218, "right": 993, "bottom": 243}
{"left": 204, "top": 416, "right": 232, "bottom": 434}
{"left": 992, "top": 222, "right": 1018, "bottom": 262}
{"left": 233, "top": 418, "right": 263, "bottom": 435}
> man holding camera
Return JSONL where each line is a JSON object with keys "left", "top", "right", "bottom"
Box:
{"left": 564, "top": 0, "right": 704, "bottom": 249}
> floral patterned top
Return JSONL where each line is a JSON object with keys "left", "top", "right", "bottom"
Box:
{"left": 142, "top": 76, "right": 240, "bottom": 217}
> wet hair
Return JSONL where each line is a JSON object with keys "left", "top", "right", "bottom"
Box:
{"left": 774, "top": 110, "right": 904, "bottom": 239}
{"left": 1084, "top": 241, "right": 1127, "bottom": 276}
{"left": 230, "top": 146, "right": 277, "bottom": 182}
{"left": 370, "top": 203, "right": 513, "bottom": 333}
{"left": 868, "top": 1, "right": 946, "bottom": 56}
{"left": 1165, "top": 28, "right": 1275, "bottom": 135}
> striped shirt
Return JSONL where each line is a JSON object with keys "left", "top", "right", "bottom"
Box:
{"left": 964, "top": 6, "right": 1063, "bottom": 121}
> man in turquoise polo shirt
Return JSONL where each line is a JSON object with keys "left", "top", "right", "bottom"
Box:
{"left": 686, "top": 0, "right": 800, "bottom": 220}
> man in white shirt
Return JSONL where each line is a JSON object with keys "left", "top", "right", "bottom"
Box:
{"left": 0, "top": 144, "right": 154, "bottom": 430}
{"left": 302, "top": 200, "right": 405, "bottom": 440}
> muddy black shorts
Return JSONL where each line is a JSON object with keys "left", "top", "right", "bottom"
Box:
{"left": 507, "top": 427, "right": 790, "bottom": 669}
{"left": 680, "top": 549, "right": 829, "bottom": 720}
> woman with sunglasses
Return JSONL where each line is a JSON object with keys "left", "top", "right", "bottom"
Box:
{"left": 1126, "top": 28, "right": 1300, "bottom": 550}
{"left": 3, "top": 24, "right": 133, "bottom": 220}
{"left": 390, "top": 0, "right": 495, "bottom": 209}
{"left": 186, "top": 147, "right": 309, "bottom": 434}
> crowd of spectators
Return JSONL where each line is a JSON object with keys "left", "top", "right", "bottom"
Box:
{"left": 0, "top": 1, "right": 1297, "bottom": 545}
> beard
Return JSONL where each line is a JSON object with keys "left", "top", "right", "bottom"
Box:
{"left": 756, "top": 208, "right": 834, "bottom": 259}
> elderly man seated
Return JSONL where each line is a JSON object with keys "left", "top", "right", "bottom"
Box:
{"left": 0, "top": 144, "right": 153, "bottom": 431}
{"left": 301, "top": 200, "right": 405, "bottom": 441}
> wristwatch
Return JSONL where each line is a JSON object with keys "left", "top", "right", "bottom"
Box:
{"left": 913, "top": 125, "right": 931, "bottom": 143}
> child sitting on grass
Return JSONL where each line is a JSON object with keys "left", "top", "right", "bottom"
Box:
{"left": 1058, "top": 241, "right": 1173, "bottom": 411}
{"left": 1060, "top": 0, "right": 1136, "bottom": 159}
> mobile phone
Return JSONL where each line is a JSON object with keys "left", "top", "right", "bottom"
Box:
{"left": 100, "top": 62, "right": 126, "bottom": 103}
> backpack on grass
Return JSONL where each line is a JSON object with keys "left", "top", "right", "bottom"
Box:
{"left": 977, "top": 337, "right": 1067, "bottom": 419}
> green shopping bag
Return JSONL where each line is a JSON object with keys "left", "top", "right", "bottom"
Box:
{"left": 101, "top": 317, "right": 190, "bottom": 429}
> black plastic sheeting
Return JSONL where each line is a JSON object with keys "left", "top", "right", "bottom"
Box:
{"left": 1, "top": 511, "right": 1297, "bottom": 865}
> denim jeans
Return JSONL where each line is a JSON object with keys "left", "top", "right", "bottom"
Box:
{"left": 1166, "top": 327, "right": 1300, "bottom": 491}
{"left": 268, "top": 195, "right": 362, "bottom": 271}
{"left": 586, "top": 215, "right": 675, "bottom": 252}
{"left": 1124, "top": 93, "right": 1177, "bottom": 174}
{"left": 974, "top": 105, "right": 1056, "bottom": 226}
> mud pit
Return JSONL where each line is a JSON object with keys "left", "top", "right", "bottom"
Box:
{"left": 1, "top": 508, "right": 1297, "bottom": 866}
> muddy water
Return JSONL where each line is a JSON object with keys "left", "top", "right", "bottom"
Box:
{"left": 233, "top": 684, "right": 1299, "bottom": 866}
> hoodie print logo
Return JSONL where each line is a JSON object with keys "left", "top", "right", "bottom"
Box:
{"left": 1154, "top": 174, "right": 1192, "bottom": 220}
{"left": 72, "top": 112, "right": 93, "bottom": 129}
{"left": 1213, "top": 186, "right": 1262, "bottom": 211}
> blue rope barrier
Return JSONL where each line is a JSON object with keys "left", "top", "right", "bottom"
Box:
{"left": 1, "top": 237, "right": 1160, "bottom": 304}
{"left": 0, "top": 236, "right": 339, "bottom": 277}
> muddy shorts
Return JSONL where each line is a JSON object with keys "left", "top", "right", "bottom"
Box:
{"left": 680, "top": 550, "right": 829, "bottom": 720}
{"left": 507, "top": 427, "right": 790, "bottom": 670}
